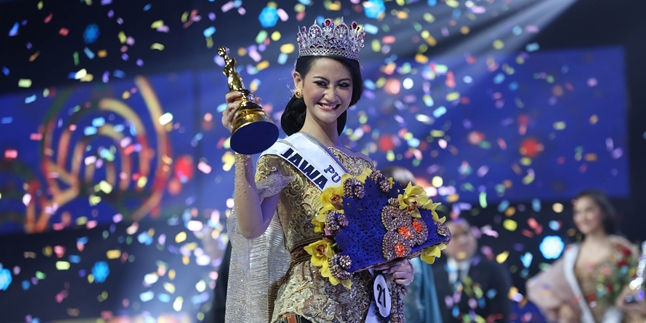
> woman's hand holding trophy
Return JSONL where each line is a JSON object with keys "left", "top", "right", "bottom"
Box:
{"left": 218, "top": 46, "right": 278, "bottom": 155}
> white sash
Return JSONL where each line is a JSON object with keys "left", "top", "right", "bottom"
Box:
{"left": 261, "top": 132, "right": 347, "bottom": 190}
{"left": 563, "top": 245, "right": 597, "bottom": 323}
{"left": 563, "top": 245, "right": 623, "bottom": 323}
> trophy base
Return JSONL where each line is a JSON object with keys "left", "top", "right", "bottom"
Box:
{"left": 231, "top": 105, "right": 279, "bottom": 155}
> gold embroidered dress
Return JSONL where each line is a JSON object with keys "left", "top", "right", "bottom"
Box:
{"left": 226, "top": 143, "right": 403, "bottom": 323}
{"left": 573, "top": 236, "right": 637, "bottom": 323}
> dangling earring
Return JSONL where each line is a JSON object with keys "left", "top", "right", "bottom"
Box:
{"left": 294, "top": 88, "right": 303, "bottom": 99}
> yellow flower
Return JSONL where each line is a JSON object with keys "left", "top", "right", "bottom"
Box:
{"left": 420, "top": 243, "right": 447, "bottom": 264}
{"left": 397, "top": 183, "right": 429, "bottom": 218}
{"left": 321, "top": 265, "right": 352, "bottom": 289}
{"left": 319, "top": 185, "right": 344, "bottom": 214}
{"left": 304, "top": 240, "right": 334, "bottom": 268}
{"left": 304, "top": 240, "right": 352, "bottom": 289}
{"left": 315, "top": 185, "right": 345, "bottom": 231}
{"left": 423, "top": 200, "right": 446, "bottom": 224}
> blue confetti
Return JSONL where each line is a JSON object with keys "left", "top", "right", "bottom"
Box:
{"left": 451, "top": 306, "right": 459, "bottom": 318}
{"left": 84, "top": 47, "right": 95, "bottom": 59}
{"left": 0, "top": 268, "right": 12, "bottom": 290}
{"left": 509, "top": 82, "right": 519, "bottom": 91}
{"left": 364, "top": 0, "right": 386, "bottom": 19}
{"left": 258, "top": 7, "right": 278, "bottom": 28}
{"left": 277, "top": 53, "right": 288, "bottom": 64}
{"left": 1, "top": 66, "right": 9, "bottom": 76}
{"left": 428, "top": 0, "right": 437, "bottom": 6}
{"left": 512, "top": 26, "right": 523, "bottom": 35}
{"left": 91, "top": 261, "right": 110, "bottom": 283}
{"left": 203, "top": 26, "right": 216, "bottom": 38}
{"left": 84, "top": 127, "right": 97, "bottom": 136}
{"left": 493, "top": 73, "right": 505, "bottom": 84}
{"left": 433, "top": 106, "right": 447, "bottom": 118}
{"left": 137, "top": 231, "right": 153, "bottom": 245}
{"left": 92, "top": 117, "right": 105, "bottom": 127}
{"left": 8, "top": 22, "right": 19, "bottom": 37}
{"left": 140, "top": 291, "right": 155, "bottom": 302}
{"left": 25, "top": 95, "right": 36, "bottom": 104}
{"left": 526, "top": 42, "right": 540, "bottom": 52}
{"left": 112, "top": 70, "right": 125, "bottom": 78}
{"left": 407, "top": 138, "right": 420, "bottom": 148}
{"left": 22, "top": 280, "right": 30, "bottom": 290}
{"left": 83, "top": 24, "right": 100, "bottom": 44}
{"left": 532, "top": 198, "right": 541, "bottom": 212}
{"left": 158, "top": 293, "right": 171, "bottom": 302}
{"left": 548, "top": 220, "right": 560, "bottom": 231}
{"left": 298, "top": 0, "right": 311, "bottom": 4}
{"left": 143, "top": 3, "right": 151, "bottom": 11}
{"left": 113, "top": 124, "right": 125, "bottom": 132}
{"left": 363, "top": 23, "right": 379, "bottom": 35}
{"left": 77, "top": 237, "right": 88, "bottom": 244}
{"left": 1, "top": 117, "right": 13, "bottom": 124}
{"left": 497, "top": 199, "right": 509, "bottom": 212}
{"left": 69, "top": 255, "right": 81, "bottom": 264}
{"left": 384, "top": 54, "right": 398, "bottom": 64}
{"left": 520, "top": 252, "right": 533, "bottom": 268}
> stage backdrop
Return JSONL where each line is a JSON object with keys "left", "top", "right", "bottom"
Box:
{"left": 0, "top": 45, "right": 629, "bottom": 322}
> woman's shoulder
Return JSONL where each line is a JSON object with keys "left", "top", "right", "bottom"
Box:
{"left": 610, "top": 235, "right": 638, "bottom": 255}
{"left": 332, "top": 145, "right": 374, "bottom": 165}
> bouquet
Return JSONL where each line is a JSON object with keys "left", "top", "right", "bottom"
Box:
{"left": 304, "top": 168, "right": 452, "bottom": 289}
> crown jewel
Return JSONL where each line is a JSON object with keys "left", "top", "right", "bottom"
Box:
{"left": 296, "top": 18, "right": 366, "bottom": 60}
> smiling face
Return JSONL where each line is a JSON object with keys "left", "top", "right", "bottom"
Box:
{"left": 573, "top": 195, "right": 605, "bottom": 236}
{"left": 293, "top": 57, "right": 353, "bottom": 128}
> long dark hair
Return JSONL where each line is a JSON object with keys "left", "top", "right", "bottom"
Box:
{"left": 575, "top": 189, "right": 619, "bottom": 235}
{"left": 280, "top": 56, "right": 364, "bottom": 136}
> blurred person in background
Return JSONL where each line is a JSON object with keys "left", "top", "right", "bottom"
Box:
{"left": 527, "top": 190, "right": 636, "bottom": 323}
{"left": 382, "top": 166, "right": 443, "bottom": 323}
{"left": 433, "top": 218, "right": 513, "bottom": 323}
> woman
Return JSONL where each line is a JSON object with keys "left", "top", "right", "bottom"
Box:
{"left": 221, "top": 18, "right": 414, "bottom": 323}
{"left": 527, "top": 190, "right": 636, "bottom": 323}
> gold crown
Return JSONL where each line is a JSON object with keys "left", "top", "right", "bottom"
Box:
{"left": 296, "top": 18, "right": 366, "bottom": 60}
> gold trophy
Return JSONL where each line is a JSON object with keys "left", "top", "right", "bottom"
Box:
{"left": 218, "top": 46, "right": 278, "bottom": 155}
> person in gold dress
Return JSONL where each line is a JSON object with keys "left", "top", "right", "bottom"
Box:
{"left": 220, "top": 18, "right": 414, "bottom": 323}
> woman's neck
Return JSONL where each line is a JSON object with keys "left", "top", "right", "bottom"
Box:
{"left": 300, "top": 115, "right": 340, "bottom": 148}
{"left": 583, "top": 229, "right": 611, "bottom": 246}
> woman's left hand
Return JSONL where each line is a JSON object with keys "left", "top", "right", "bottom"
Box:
{"left": 373, "top": 259, "right": 414, "bottom": 286}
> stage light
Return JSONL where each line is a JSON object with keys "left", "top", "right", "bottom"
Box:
{"left": 539, "top": 235, "right": 564, "bottom": 260}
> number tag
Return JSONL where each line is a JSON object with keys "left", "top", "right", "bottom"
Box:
{"left": 373, "top": 274, "right": 391, "bottom": 318}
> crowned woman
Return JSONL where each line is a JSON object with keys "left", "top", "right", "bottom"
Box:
{"left": 221, "top": 18, "right": 416, "bottom": 323}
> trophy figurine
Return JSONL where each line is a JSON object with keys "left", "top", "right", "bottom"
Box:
{"left": 625, "top": 241, "right": 646, "bottom": 304}
{"left": 218, "top": 46, "right": 278, "bottom": 155}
